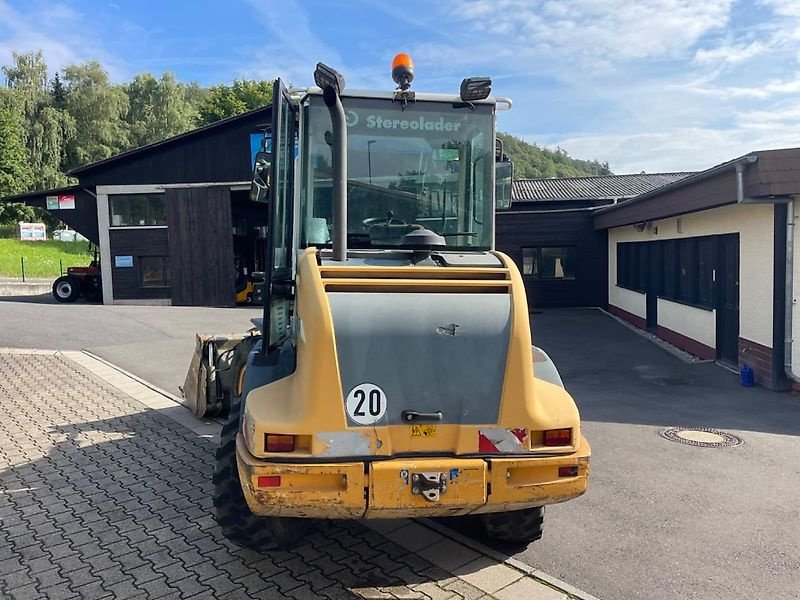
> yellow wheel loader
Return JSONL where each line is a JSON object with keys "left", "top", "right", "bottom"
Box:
{"left": 183, "top": 55, "right": 590, "bottom": 550}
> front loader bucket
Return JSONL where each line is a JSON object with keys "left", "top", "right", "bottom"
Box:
{"left": 182, "top": 330, "right": 260, "bottom": 418}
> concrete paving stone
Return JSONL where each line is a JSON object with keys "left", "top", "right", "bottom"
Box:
{"left": 382, "top": 523, "right": 444, "bottom": 554}
{"left": 105, "top": 579, "right": 150, "bottom": 600}
{"left": 379, "top": 585, "right": 430, "bottom": 599}
{"left": 63, "top": 565, "right": 101, "bottom": 588}
{"left": 217, "top": 559, "right": 256, "bottom": 581}
{"left": 286, "top": 583, "right": 326, "bottom": 600}
{"left": 365, "top": 519, "right": 411, "bottom": 536}
{"left": 493, "top": 577, "right": 567, "bottom": 600}
{"left": 352, "top": 588, "right": 396, "bottom": 599}
{"left": 4, "top": 523, "right": 32, "bottom": 539}
{"left": 232, "top": 572, "right": 274, "bottom": 595}
{"left": 84, "top": 552, "right": 118, "bottom": 573}
{"left": 172, "top": 549, "right": 206, "bottom": 568}
{"left": 38, "top": 581, "right": 79, "bottom": 600}
{"left": 318, "top": 584, "right": 361, "bottom": 599}
{"left": 440, "top": 578, "right": 486, "bottom": 600}
{"left": 33, "top": 566, "right": 68, "bottom": 590}
{"left": 1, "top": 567, "right": 37, "bottom": 590}
{"left": 72, "top": 541, "right": 107, "bottom": 559}
{"left": 144, "top": 549, "right": 181, "bottom": 571}
{"left": 53, "top": 553, "right": 87, "bottom": 574}
{"left": 4, "top": 582, "right": 40, "bottom": 599}
{"left": 137, "top": 575, "right": 178, "bottom": 599}
{"left": 25, "top": 555, "right": 58, "bottom": 575}
{"left": 169, "top": 574, "right": 209, "bottom": 598}
{"left": 418, "top": 539, "right": 480, "bottom": 572}
{"left": 392, "top": 552, "right": 437, "bottom": 575}
{"left": 409, "top": 581, "right": 460, "bottom": 600}
{"left": 267, "top": 569, "right": 307, "bottom": 593}
{"left": 181, "top": 591, "right": 217, "bottom": 600}
{"left": 125, "top": 563, "right": 166, "bottom": 585}
{"left": 452, "top": 558, "right": 523, "bottom": 595}
{"left": 117, "top": 551, "right": 149, "bottom": 573}
{"left": 93, "top": 565, "right": 134, "bottom": 586}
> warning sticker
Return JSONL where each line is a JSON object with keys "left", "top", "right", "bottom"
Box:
{"left": 411, "top": 424, "right": 437, "bottom": 438}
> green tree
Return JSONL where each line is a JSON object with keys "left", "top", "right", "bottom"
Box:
{"left": 63, "top": 61, "right": 130, "bottom": 170}
{"left": 51, "top": 72, "right": 66, "bottom": 108}
{"left": 2, "top": 50, "right": 48, "bottom": 124}
{"left": 126, "top": 72, "right": 197, "bottom": 148}
{"left": 197, "top": 79, "right": 273, "bottom": 125}
{"left": 498, "top": 132, "right": 612, "bottom": 178}
{"left": 0, "top": 106, "right": 33, "bottom": 196}
{"left": 0, "top": 106, "right": 35, "bottom": 224}
{"left": 1, "top": 52, "right": 76, "bottom": 191}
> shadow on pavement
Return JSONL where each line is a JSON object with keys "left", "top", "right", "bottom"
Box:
{"left": 1, "top": 407, "right": 497, "bottom": 599}
{"left": 531, "top": 308, "right": 800, "bottom": 437}
{"left": 0, "top": 293, "right": 65, "bottom": 304}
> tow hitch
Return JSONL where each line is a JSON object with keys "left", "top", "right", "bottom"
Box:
{"left": 411, "top": 472, "right": 448, "bottom": 502}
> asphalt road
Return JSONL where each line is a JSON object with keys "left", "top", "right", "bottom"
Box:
{"left": 483, "top": 308, "right": 800, "bottom": 600}
{"left": 0, "top": 294, "right": 260, "bottom": 397}
{"left": 2, "top": 297, "right": 798, "bottom": 599}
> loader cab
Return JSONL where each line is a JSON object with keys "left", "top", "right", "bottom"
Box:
{"left": 298, "top": 92, "right": 498, "bottom": 251}
{"left": 256, "top": 73, "right": 511, "bottom": 351}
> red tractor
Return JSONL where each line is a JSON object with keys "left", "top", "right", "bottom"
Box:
{"left": 52, "top": 248, "right": 103, "bottom": 303}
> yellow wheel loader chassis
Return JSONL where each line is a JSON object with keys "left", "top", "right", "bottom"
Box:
{"left": 235, "top": 249, "right": 590, "bottom": 519}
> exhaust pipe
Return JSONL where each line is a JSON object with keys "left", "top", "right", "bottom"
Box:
{"left": 315, "top": 63, "right": 348, "bottom": 262}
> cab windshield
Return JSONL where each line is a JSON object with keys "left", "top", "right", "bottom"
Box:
{"left": 300, "top": 95, "right": 495, "bottom": 250}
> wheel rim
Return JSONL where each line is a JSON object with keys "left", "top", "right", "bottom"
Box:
{"left": 56, "top": 282, "right": 72, "bottom": 298}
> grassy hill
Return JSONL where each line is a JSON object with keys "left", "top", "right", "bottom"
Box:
{"left": 498, "top": 132, "right": 612, "bottom": 179}
{"left": 0, "top": 239, "right": 93, "bottom": 279}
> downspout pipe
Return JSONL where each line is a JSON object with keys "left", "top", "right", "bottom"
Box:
{"left": 322, "top": 85, "right": 348, "bottom": 262}
{"left": 734, "top": 157, "right": 798, "bottom": 386}
{"left": 785, "top": 199, "right": 797, "bottom": 384}
{"left": 734, "top": 154, "right": 758, "bottom": 203}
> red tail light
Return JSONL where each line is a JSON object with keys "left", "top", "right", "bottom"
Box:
{"left": 257, "top": 476, "right": 281, "bottom": 488}
{"left": 265, "top": 434, "right": 295, "bottom": 452}
{"left": 558, "top": 466, "right": 579, "bottom": 477}
{"left": 544, "top": 429, "right": 572, "bottom": 446}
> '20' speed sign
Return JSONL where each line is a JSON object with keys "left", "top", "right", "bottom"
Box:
{"left": 345, "top": 383, "right": 387, "bottom": 425}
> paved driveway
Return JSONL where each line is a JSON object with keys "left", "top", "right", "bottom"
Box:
{"left": 485, "top": 309, "right": 800, "bottom": 600}
{"left": 0, "top": 350, "right": 577, "bottom": 600}
{"left": 0, "top": 297, "right": 260, "bottom": 397}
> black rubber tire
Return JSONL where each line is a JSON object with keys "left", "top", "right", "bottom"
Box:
{"left": 52, "top": 276, "right": 81, "bottom": 303}
{"left": 479, "top": 506, "right": 545, "bottom": 543}
{"left": 212, "top": 396, "right": 309, "bottom": 550}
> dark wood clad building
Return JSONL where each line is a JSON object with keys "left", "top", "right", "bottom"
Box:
{"left": 2, "top": 107, "right": 271, "bottom": 307}
{"left": 498, "top": 172, "right": 693, "bottom": 308}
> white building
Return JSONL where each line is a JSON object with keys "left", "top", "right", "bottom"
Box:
{"left": 595, "top": 148, "right": 800, "bottom": 391}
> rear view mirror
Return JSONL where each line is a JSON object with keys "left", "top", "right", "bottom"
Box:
{"left": 496, "top": 161, "right": 513, "bottom": 209}
{"left": 250, "top": 151, "right": 272, "bottom": 202}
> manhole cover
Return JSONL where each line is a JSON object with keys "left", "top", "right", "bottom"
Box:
{"left": 659, "top": 427, "right": 744, "bottom": 448}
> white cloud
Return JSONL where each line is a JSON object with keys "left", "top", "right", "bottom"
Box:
{"left": 694, "top": 40, "right": 766, "bottom": 66}
{"left": 0, "top": 0, "right": 126, "bottom": 79}
{"left": 450, "top": 0, "right": 734, "bottom": 66}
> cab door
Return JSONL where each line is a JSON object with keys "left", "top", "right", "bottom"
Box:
{"left": 262, "top": 79, "right": 298, "bottom": 351}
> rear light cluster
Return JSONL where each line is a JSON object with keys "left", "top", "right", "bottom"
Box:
{"left": 265, "top": 434, "right": 295, "bottom": 452}
{"left": 257, "top": 476, "right": 281, "bottom": 487}
{"left": 543, "top": 428, "right": 572, "bottom": 446}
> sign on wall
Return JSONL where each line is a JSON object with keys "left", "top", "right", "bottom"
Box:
{"left": 114, "top": 255, "right": 134, "bottom": 268}
{"left": 46, "top": 194, "right": 76, "bottom": 210}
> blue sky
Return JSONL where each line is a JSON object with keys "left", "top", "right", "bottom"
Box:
{"left": 2, "top": 0, "right": 799, "bottom": 173}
